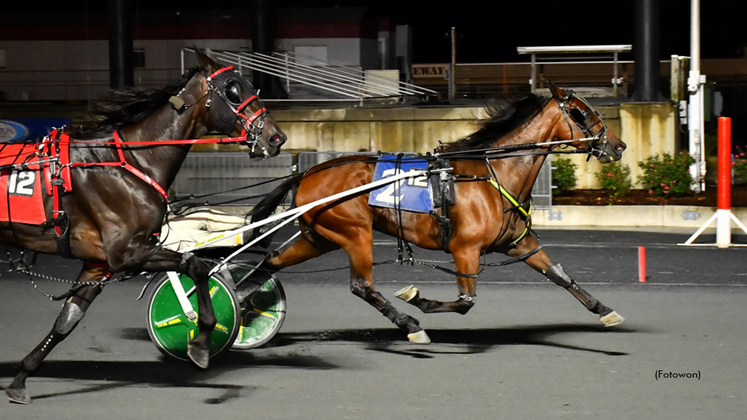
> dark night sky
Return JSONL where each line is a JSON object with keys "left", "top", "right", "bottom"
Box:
{"left": 5, "top": 1, "right": 746, "bottom": 64}
{"left": 278, "top": 0, "right": 746, "bottom": 64}
{"left": 306, "top": 0, "right": 747, "bottom": 63}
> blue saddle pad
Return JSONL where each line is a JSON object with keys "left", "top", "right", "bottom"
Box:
{"left": 368, "top": 155, "right": 433, "bottom": 213}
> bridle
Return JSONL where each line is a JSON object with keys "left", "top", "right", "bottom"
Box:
{"left": 555, "top": 91, "right": 610, "bottom": 161}
{"left": 206, "top": 66, "right": 272, "bottom": 156}
{"left": 174, "top": 65, "right": 272, "bottom": 156}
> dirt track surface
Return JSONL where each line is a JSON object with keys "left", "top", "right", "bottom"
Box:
{"left": 1, "top": 228, "right": 746, "bottom": 419}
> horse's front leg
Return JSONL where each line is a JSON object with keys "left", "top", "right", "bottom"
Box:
{"left": 395, "top": 245, "right": 480, "bottom": 315}
{"left": 139, "top": 249, "right": 216, "bottom": 369}
{"left": 6, "top": 263, "right": 108, "bottom": 404}
{"left": 514, "top": 236, "right": 625, "bottom": 327}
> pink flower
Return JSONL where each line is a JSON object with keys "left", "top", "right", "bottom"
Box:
{"left": 607, "top": 173, "right": 612, "bottom": 177}
{"left": 660, "top": 183, "right": 665, "bottom": 186}
{"left": 648, "top": 190, "right": 653, "bottom": 194}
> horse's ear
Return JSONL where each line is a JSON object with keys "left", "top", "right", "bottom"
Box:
{"left": 204, "top": 48, "right": 219, "bottom": 61}
{"left": 194, "top": 47, "right": 218, "bottom": 71}
{"left": 548, "top": 80, "right": 568, "bottom": 101}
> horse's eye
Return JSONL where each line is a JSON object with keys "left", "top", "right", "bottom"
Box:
{"left": 224, "top": 80, "right": 242, "bottom": 105}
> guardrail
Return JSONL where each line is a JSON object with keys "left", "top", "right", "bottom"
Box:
{"left": 181, "top": 48, "right": 438, "bottom": 104}
{"left": 517, "top": 45, "right": 632, "bottom": 96}
{"left": 171, "top": 152, "right": 294, "bottom": 205}
{"left": 171, "top": 151, "right": 553, "bottom": 212}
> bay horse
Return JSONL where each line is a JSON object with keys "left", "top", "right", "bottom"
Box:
{"left": 2, "top": 48, "right": 286, "bottom": 404}
{"left": 247, "top": 82, "right": 625, "bottom": 344}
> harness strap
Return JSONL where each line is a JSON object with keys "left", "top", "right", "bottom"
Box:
{"left": 69, "top": 131, "right": 168, "bottom": 201}
{"left": 487, "top": 178, "right": 532, "bottom": 247}
{"left": 43, "top": 130, "right": 74, "bottom": 258}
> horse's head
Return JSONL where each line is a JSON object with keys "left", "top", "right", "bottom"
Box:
{"left": 548, "top": 81, "right": 626, "bottom": 163}
{"left": 194, "top": 48, "right": 287, "bottom": 157}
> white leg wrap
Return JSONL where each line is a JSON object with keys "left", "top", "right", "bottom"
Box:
{"left": 54, "top": 302, "right": 85, "bottom": 335}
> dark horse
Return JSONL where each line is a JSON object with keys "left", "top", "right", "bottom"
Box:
{"left": 248, "top": 82, "right": 625, "bottom": 344}
{"left": 2, "top": 48, "right": 286, "bottom": 404}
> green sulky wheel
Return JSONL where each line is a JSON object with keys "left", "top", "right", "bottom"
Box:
{"left": 147, "top": 273, "right": 240, "bottom": 362}
{"left": 223, "top": 263, "right": 287, "bottom": 349}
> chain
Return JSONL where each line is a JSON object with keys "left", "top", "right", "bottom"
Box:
{"left": 2, "top": 250, "right": 122, "bottom": 301}
{"left": 15, "top": 267, "right": 115, "bottom": 301}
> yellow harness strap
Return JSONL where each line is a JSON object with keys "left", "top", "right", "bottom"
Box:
{"left": 488, "top": 179, "right": 532, "bottom": 246}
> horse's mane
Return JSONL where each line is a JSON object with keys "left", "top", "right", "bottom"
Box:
{"left": 71, "top": 66, "right": 203, "bottom": 138}
{"left": 441, "top": 94, "right": 550, "bottom": 152}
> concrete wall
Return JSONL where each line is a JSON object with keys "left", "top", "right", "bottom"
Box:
{"left": 619, "top": 102, "right": 678, "bottom": 184}
{"left": 272, "top": 103, "right": 661, "bottom": 189}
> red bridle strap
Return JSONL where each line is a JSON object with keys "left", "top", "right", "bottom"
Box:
{"left": 245, "top": 108, "right": 266, "bottom": 124}
{"left": 207, "top": 66, "right": 234, "bottom": 81}
{"left": 236, "top": 95, "right": 258, "bottom": 115}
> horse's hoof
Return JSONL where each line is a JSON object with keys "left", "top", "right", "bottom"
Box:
{"left": 395, "top": 285, "right": 419, "bottom": 302}
{"left": 187, "top": 343, "right": 210, "bottom": 369}
{"left": 6, "top": 386, "right": 31, "bottom": 405}
{"left": 600, "top": 311, "right": 625, "bottom": 327}
{"left": 407, "top": 329, "right": 431, "bottom": 344}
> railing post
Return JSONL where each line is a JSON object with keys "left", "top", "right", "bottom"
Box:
{"left": 530, "top": 53, "right": 537, "bottom": 94}
{"left": 613, "top": 51, "right": 619, "bottom": 97}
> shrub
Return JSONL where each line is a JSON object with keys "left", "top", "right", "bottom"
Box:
{"left": 733, "top": 147, "right": 747, "bottom": 185}
{"left": 552, "top": 157, "right": 578, "bottom": 195}
{"left": 596, "top": 162, "right": 632, "bottom": 199}
{"left": 637, "top": 152, "right": 696, "bottom": 197}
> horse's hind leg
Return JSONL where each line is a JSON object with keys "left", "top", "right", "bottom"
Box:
{"left": 342, "top": 232, "right": 430, "bottom": 343}
{"left": 516, "top": 236, "right": 625, "bottom": 327}
{"left": 6, "top": 263, "right": 108, "bottom": 404}
{"left": 395, "top": 245, "right": 480, "bottom": 315}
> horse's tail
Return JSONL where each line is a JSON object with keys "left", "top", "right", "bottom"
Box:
{"left": 248, "top": 174, "right": 303, "bottom": 246}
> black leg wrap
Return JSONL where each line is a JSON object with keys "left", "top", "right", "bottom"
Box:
{"left": 546, "top": 263, "right": 573, "bottom": 288}
{"left": 455, "top": 294, "right": 476, "bottom": 314}
{"left": 379, "top": 300, "right": 421, "bottom": 333}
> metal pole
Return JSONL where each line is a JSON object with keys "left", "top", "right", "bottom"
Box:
{"left": 530, "top": 54, "right": 537, "bottom": 94}
{"left": 108, "top": 0, "right": 134, "bottom": 89}
{"left": 688, "top": 0, "right": 705, "bottom": 192}
{"left": 613, "top": 51, "right": 619, "bottom": 97}
{"left": 449, "top": 27, "right": 456, "bottom": 101}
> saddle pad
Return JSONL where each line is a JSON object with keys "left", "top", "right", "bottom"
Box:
{"left": 0, "top": 143, "right": 47, "bottom": 224}
{"left": 0, "top": 137, "right": 72, "bottom": 224}
{"left": 368, "top": 155, "right": 433, "bottom": 213}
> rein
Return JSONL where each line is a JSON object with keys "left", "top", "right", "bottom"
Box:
{"left": 44, "top": 135, "right": 253, "bottom": 149}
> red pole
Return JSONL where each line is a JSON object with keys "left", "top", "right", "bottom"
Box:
{"left": 718, "top": 117, "right": 732, "bottom": 210}
{"left": 638, "top": 246, "right": 646, "bottom": 283}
